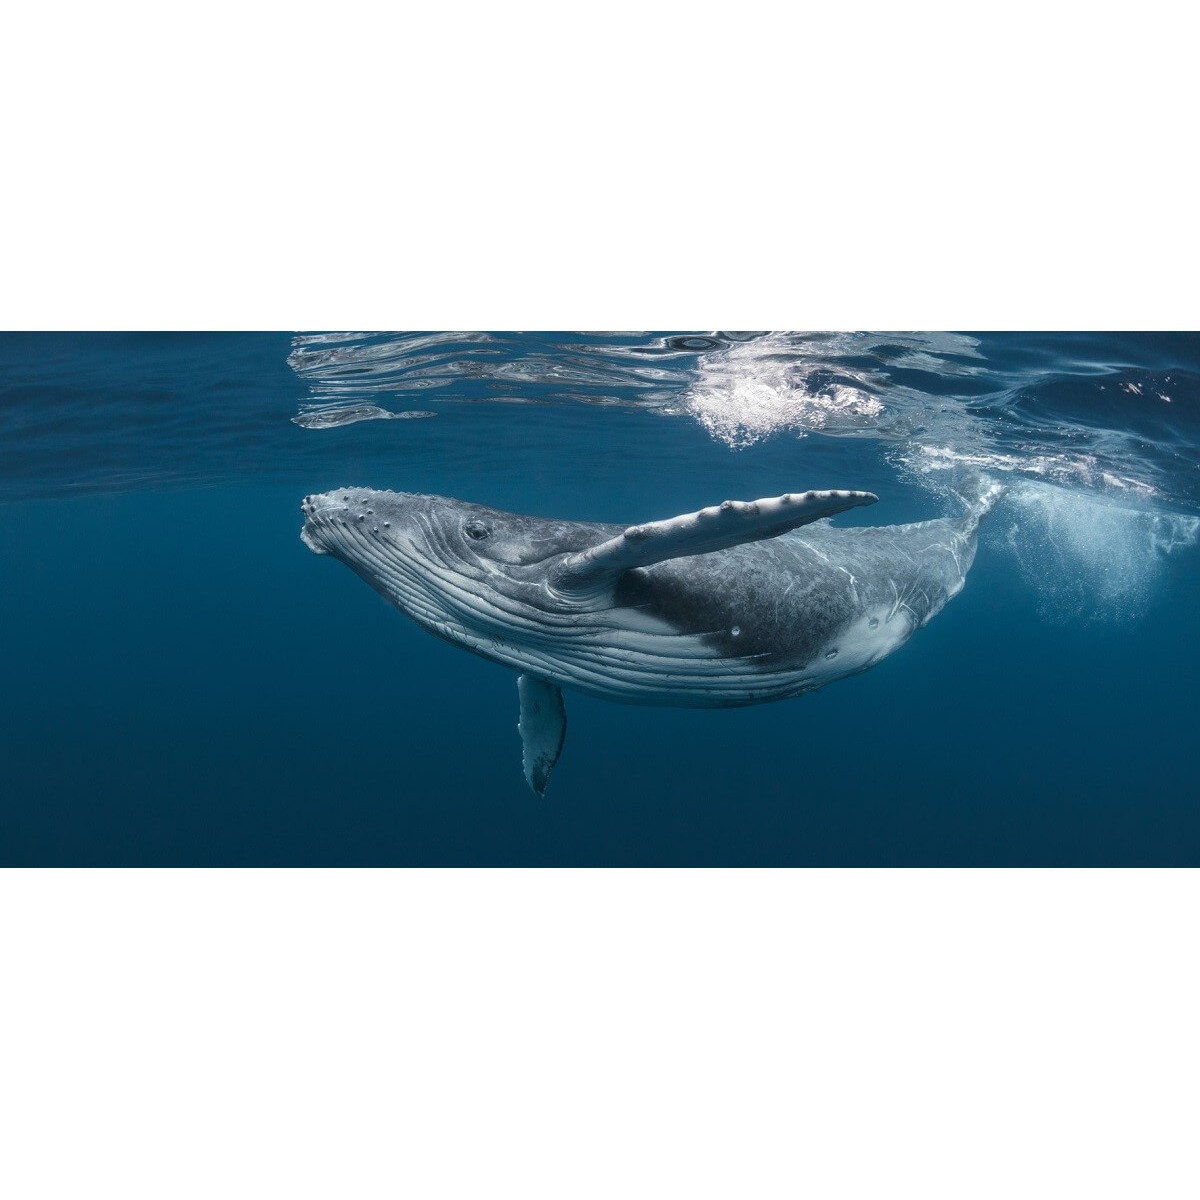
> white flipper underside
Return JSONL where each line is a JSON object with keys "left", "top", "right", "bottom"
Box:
{"left": 555, "top": 489, "right": 878, "bottom": 590}
{"left": 517, "top": 674, "right": 567, "bottom": 797}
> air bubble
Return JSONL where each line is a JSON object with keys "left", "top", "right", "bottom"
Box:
{"left": 868, "top": 617, "right": 879, "bottom": 629}
{"left": 1003, "top": 482, "right": 1200, "bottom": 623}
{"left": 731, "top": 626, "right": 741, "bottom": 638}
{"left": 825, "top": 648, "right": 839, "bottom": 660}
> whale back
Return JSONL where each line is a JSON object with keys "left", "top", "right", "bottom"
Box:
{"left": 610, "top": 513, "right": 981, "bottom": 669}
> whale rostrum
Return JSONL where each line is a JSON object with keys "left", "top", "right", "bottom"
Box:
{"left": 300, "top": 485, "right": 1001, "bottom": 795}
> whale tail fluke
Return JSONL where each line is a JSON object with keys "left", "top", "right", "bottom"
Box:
{"left": 954, "top": 475, "right": 1007, "bottom": 537}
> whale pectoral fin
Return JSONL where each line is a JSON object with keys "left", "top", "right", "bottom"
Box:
{"left": 517, "top": 674, "right": 567, "bottom": 797}
{"left": 554, "top": 489, "right": 878, "bottom": 590}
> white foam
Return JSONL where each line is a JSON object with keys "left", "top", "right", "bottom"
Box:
{"left": 680, "top": 333, "right": 887, "bottom": 448}
{"left": 999, "top": 482, "right": 1199, "bottom": 621}
{"left": 903, "top": 444, "right": 1161, "bottom": 499}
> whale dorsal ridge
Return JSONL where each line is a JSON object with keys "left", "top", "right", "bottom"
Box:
{"left": 555, "top": 489, "right": 878, "bottom": 591}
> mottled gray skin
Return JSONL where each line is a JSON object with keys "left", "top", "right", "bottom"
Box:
{"left": 301, "top": 488, "right": 994, "bottom": 709}
{"left": 614, "top": 520, "right": 973, "bottom": 672}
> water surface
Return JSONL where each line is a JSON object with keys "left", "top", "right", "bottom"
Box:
{"left": 2, "top": 332, "right": 1197, "bottom": 864}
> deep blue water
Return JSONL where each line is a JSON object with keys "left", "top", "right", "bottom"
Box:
{"left": 2, "top": 331, "right": 1197, "bottom": 865}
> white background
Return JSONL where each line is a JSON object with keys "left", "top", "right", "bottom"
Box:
{"left": 2, "top": 2, "right": 1197, "bottom": 1196}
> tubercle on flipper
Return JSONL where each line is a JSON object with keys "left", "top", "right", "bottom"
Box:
{"left": 557, "top": 489, "right": 879, "bottom": 590}
{"left": 623, "top": 490, "right": 876, "bottom": 541}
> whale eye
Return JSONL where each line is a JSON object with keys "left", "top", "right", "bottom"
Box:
{"left": 464, "top": 520, "right": 491, "bottom": 542}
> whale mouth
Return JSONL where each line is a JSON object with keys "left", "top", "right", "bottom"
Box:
{"left": 300, "top": 524, "right": 327, "bottom": 554}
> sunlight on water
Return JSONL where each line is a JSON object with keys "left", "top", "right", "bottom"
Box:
{"left": 904, "top": 444, "right": 1161, "bottom": 499}
{"left": 286, "top": 333, "right": 1195, "bottom": 512}
{"left": 292, "top": 405, "right": 436, "bottom": 429}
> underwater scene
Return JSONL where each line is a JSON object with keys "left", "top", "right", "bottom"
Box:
{"left": 2, "top": 331, "right": 1197, "bottom": 865}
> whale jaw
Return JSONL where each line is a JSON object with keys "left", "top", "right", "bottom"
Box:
{"left": 300, "top": 523, "right": 329, "bottom": 554}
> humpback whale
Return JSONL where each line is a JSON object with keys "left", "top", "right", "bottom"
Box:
{"left": 301, "top": 484, "right": 1000, "bottom": 795}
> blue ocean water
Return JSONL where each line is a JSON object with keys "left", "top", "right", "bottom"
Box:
{"left": 2, "top": 331, "right": 1197, "bottom": 865}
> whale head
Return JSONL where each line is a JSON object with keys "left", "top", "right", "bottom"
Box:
{"left": 301, "top": 488, "right": 603, "bottom": 643}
